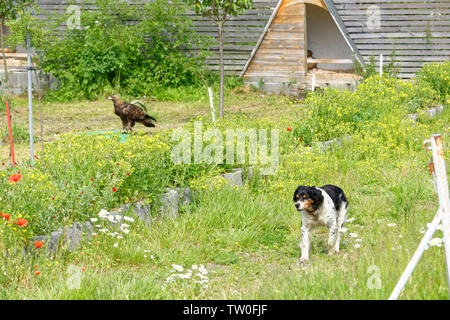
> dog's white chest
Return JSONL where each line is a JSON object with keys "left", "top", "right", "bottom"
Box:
{"left": 301, "top": 189, "right": 336, "bottom": 228}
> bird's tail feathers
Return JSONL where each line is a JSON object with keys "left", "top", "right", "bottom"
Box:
{"left": 142, "top": 118, "right": 156, "bottom": 127}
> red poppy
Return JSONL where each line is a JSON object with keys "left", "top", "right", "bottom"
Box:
{"left": 287, "top": 127, "right": 292, "bottom": 131}
{"left": 1, "top": 163, "right": 4, "bottom": 166}
{"left": 126, "top": 172, "right": 130, "bottom": 176}
{"left": 94, "top": 185, "right": 97, "bottom": 188}
{"left": 17, "top": 218, "right": 28, "bottom": 227}
{"left": 81, "top": 191, "right": 84, "bottom": 195}
{"left": 8, "top": 174, "right": 22, "bottom": 183}
{"left": 90, "top": 178, "right": 94, "bottom": 181}
{"left": 35, "top": 271, "right": 41, "bottom": 275}
{"left": 34, "top": 241, "right": 44, "bottom": 249}
{"left": 299, "top": 138, "right": 303, "bottom": 141}
{"left": 51, "top": 196, "right": 55, "bottom": 200}
{"left": 1, "top": 212, "right": 10, "bottom": 220}
{"left": 116, "top": 162, "right": 120, "bottom": 165}
{"left": 112, "top": 187, "right": 117, "bottom": 193}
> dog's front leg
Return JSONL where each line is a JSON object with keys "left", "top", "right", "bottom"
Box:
{"left": 327, "top": 224, "right": 338, "bottom": 256}
{"left": 299, "top": 225, "right": 311, "bottom": 263}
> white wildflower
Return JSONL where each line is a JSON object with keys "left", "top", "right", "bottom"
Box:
{"left": 172, "top": 264, "right": 184, "bottom": 272}
{"left": 98, "top": 209, "right": 109, "bottom": 218}
{"left": 90, "top": 218, "right": 98, "bottom": 223}
{"left": 429, "top": 238, "right": 444, "bottom": 247}
{"left": 387, "top": 223, "right": 397, "bottom": 227}
{"left": 354, "top": 244, "right": 360, "bottom": 248}
{"left": 340, "top": 227, "right": 348, "bottom": 233}
{"left": 123, "top": 216, "right": 135, "bottom": 222}
{"left": 347, "top": 217, "right": 355, "bottom": 223}
{"left": 349, "top": 232, "right": 358, "bottom": 238}
{"left": 121, "top": 228, "right": 130, "bottom": 234}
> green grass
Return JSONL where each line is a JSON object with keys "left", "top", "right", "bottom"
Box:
{"left": 0, "top": 82, "right": 449, "bottom": 300}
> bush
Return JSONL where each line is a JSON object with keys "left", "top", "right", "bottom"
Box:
{"left": 294, "top": 74, "right": 438, "bottom": 145}
{"left": 416, "top": 61, "right": 450, "bottom": 104}
{"left": 38, "top": 0, "right": 212, "bottom": 100}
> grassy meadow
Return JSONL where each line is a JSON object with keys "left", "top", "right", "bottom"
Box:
{"left": 0, "top": 72, "right": 449, "bottom": 300}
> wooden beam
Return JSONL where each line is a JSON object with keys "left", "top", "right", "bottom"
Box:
{"left": 307, "top": 58, "right": 354, "bottom": 64}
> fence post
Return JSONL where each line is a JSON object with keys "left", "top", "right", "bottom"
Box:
{"left": 430, "top": 134, "right": 450, "bottom": 296}
{"left": 388, "top": 134, "right": 450, "bottom": 299}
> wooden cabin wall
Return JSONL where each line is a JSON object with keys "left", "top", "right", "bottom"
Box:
{"left": 244, "top": 0, "right": 307, "bottom": 84}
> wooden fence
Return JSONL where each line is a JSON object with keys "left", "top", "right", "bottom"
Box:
{"left": 36, "top": 0, "right": 450, "bottom": 79}
{"left": 37, "top": 0, "right": 278, "bottom": 76}
{"left": 331, "top": 0, "right": 450, "bottom": 78}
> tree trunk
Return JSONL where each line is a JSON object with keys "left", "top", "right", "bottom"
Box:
{"left": 0, "top": 17, "right": 9, "bottom": 86}
{"left": 218, "top": 21, "right": 224, "bottom": 118}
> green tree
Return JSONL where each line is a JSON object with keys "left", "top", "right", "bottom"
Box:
{"left": 184, "top": 0, "right": 253, "bottom": 118}
{"left": 0, "top": 0, "right": 35, "bottom": 86}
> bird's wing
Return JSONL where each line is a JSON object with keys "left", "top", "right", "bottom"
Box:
{"left": 122, "top": 103, "right": 147, "bottom": 120}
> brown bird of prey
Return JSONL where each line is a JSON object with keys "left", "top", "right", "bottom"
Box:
{"left": 107, "top": 95, "right": 157, "bottom": 132}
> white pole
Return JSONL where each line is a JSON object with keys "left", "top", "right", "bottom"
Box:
{"left": 430, "top": 134, "right": 450, "bottom": 296}
{"left": 379, "top": 54, "right": 383, "bottom": 77}
{"left": 311, "top": 73, "right": 316, "bottom": 92}
{"left": 389, "top": 134, "right": 450, "bottom": 299}
{"left": 26, "top": 31, "right": 34, "bottom": 165}
{"left": 388, "top": 208, "right": 443, "bottom": 300}
{"left": 208, "top": 87, "right": 216, "bottom": 123}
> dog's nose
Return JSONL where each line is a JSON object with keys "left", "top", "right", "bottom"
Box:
{"left": 295, "top": 203, "right": 300, "bottom": 209}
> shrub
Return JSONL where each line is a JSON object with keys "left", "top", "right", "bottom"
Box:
{"left": 38, "top": 0, "right": 212, "bottom": 100}
{"left": 294, "top": 75, "right": 439, "bottom": 145}
{"left": 416, "top": 61, "right": 450, "bottom": 104}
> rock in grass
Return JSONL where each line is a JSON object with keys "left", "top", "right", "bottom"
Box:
{"left": 222, "top": 169, "right": 243, "bottom": 188}
{"left": 159, "top": 189, "right": 179, "bottom": 218}
{"left": 48, "top": 228, "right": 64, "bottom": 256}
{"left": 64, "top": 222, "right": 83, "bottom": 251}
{"left": 133, "top": 202, "right": 152, "bottom": 226}
{"left": 175, "top": 187, "right": 192, "bottom": 206}
{"left": 24, "top": 235, "right": 48, "bottom": 256}
{"left": 425, "top": 105, "right": 444, "bottom": 118}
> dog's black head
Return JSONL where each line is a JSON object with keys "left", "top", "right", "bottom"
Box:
{"left": 293, "top": 186, "right": 324, "bottom": 213}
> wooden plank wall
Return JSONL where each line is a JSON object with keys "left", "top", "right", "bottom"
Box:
{"left": 36, "top": 0, "right": 279, "bottom": 76}
{"left": 244, "top": 0, "right": 307, "bottom": 82}
{"left": 332, "top": 0, "right": 450, "bottom": 79}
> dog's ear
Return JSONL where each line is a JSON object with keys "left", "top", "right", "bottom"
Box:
{"left": 311, "top": 188, "right": 323, "bottom": 210}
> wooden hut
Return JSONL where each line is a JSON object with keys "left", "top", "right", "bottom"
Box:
{"left": 241, "top": 0, "right": 450, "bottom": 93}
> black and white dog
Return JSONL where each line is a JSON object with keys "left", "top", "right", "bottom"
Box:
{"left": 293, "top": 185, "right": 348, "bottom": 263}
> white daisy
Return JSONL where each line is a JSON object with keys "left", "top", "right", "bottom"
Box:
{"left": 387, "top": 223, "right": 397, "bottom": 227}
{"left": 90, "top": 218, "right": 98, "bottom": 223}
{"left": 172, "top": 264, "right": 184, "bottom": 272}
{"left": 123, "top": 216, "right": 135, "bottom": 222}
{"left": 98, "top": 209, "right": 109, "bottom": 218}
